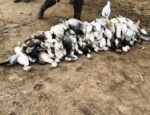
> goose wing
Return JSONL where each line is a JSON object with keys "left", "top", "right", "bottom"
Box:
{"left": 102, "top": 1, "right": 111, "bottom": 18}
{"left": 0, "top": 54, "right": 19, "bottom": 66}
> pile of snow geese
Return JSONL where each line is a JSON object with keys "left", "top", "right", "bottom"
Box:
{"left": 0, "top": 1, "right": 150, "bottom": 71}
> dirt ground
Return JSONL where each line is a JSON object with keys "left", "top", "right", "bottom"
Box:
{"left": 0, "top": 0, "right": 150, "bottom": 115}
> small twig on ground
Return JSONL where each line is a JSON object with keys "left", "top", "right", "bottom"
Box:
{"left": 139, "top": 46, "right": 149, "bottom": 50}
{"left": 141, "top": 47, "right": 145, "bottom": 50}
{"left": 52, "top": 104, "right": 59, "bottom": 115}
{"left": 138, "top": 73, "right": 146, "bottom": 82}
{"left": 0, "top": 8, "right": 7, "bottom": 29}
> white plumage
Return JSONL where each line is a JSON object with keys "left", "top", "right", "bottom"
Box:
{"left": 50, "top": 23, "right": 68, "bottom": 41}
{"left": 14, "top": 46, "right": 32, "bottom": 72}
{"left": 38, "top": 52, "right": 57, "bottom": 68}
{"left": 102, "top": 1, "right": 111, "bottom": 19}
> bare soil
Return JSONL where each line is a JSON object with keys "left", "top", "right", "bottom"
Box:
{"left": 0, "top": 0, "right": 150, "bottom": 115}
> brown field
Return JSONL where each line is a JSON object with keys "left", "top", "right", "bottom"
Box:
{"left": 0, "top": 0, "right": 150, "bottom": 115}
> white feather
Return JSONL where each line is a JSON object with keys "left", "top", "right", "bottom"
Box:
{"left": 102, "top": 1, "right": 111, "bottom": 19}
